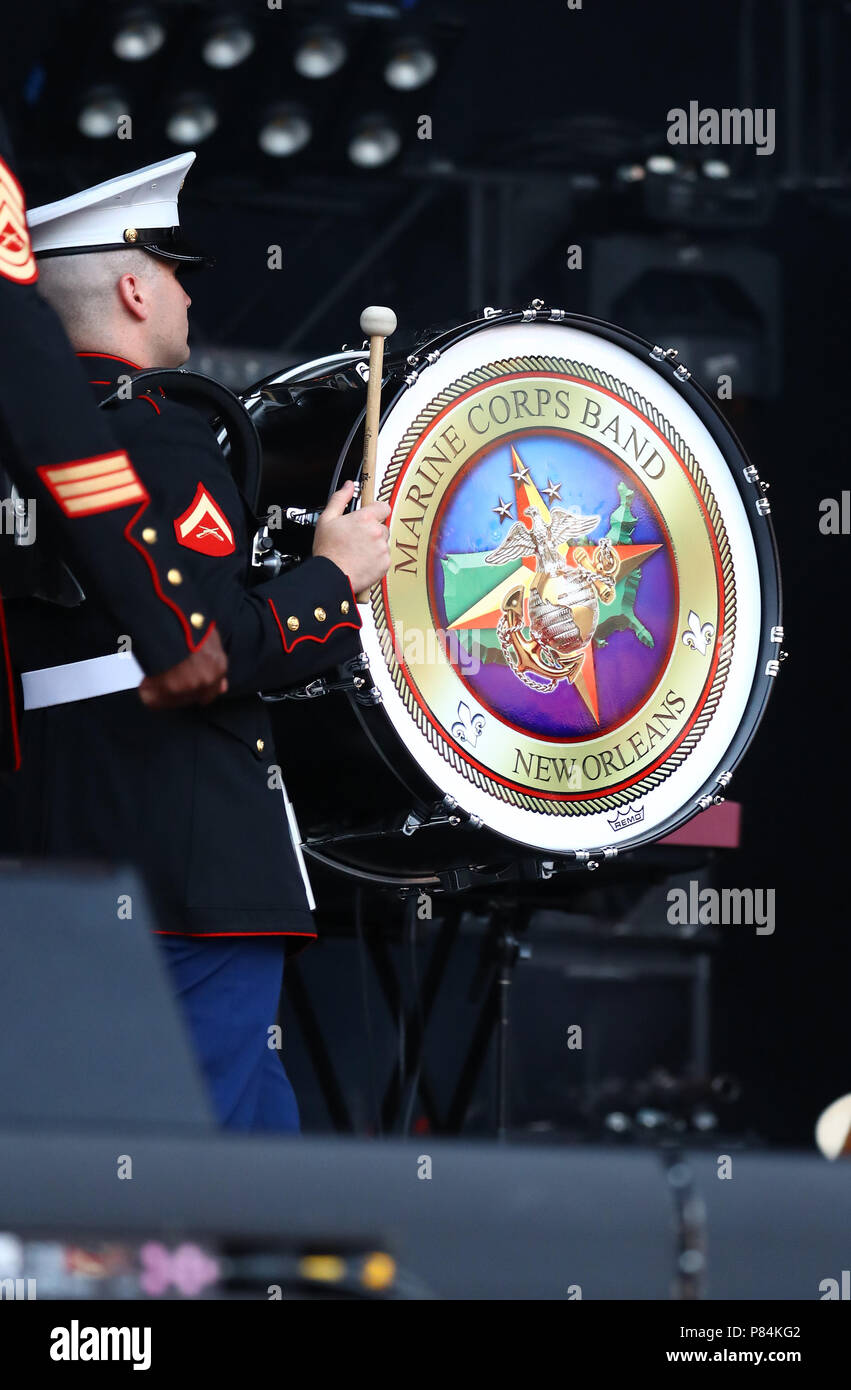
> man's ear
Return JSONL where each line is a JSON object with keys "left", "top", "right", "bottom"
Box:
{"left": 117, "top": 272, "right": 149, "bottom": 322}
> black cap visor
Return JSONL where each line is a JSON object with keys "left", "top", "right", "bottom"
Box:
{"left": 35, "top": 226, "right": 215, "bottom": 269}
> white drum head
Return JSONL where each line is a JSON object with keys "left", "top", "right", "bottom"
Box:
{"left": 358, "top": 318, "right": 774, "bottom": 856}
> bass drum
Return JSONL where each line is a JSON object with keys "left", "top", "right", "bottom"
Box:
{"left": 242, "top": 303, "right": 782, "bottom": 888}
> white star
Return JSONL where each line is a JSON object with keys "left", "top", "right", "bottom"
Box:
{"left": 510, "top": 460, "right": 531, "bottom": 483}
{"left": 492, "top": 496, "right": 513, "bottom": 523}
{"left": 543, "top": 477, "right": 562, "bottom": 504}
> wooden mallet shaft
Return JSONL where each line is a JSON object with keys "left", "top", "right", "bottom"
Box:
{"left": 357, "top": 305, "right": 397, "bottom": 600}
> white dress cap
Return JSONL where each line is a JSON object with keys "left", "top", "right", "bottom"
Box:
{"left": 28, "top": 152, "right": 213, "bottom": 267}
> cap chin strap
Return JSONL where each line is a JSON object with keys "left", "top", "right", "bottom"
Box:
{"left": 35, "top": 230, "right": 214, "bottom": 268}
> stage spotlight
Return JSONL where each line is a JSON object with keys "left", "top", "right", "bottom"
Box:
{"left": 294, "top": 28, "right": 347, "bottom": 79}
{"left": 77, "top": 90, "right": 128, "bottom": 139}
{"left": 259, "top": 107, "right": 312, "bottom": 157}
{"left": 702, "top": 158, "right": 731, "bottom": 179}
{"left": 112, "top": 8, "right": 166, "bottom": 62}
{"left": 202, "top": 18, "right": 255, "bottom": 69}
{"left": 166, "top": 95, "right": 218, "bottom": 144}
{"left": 348, "top": 117, "right": 401, "bottom": 168}
{"left": 616, "top": 163, "right": 645, "bottom": 183}
{"left": 384, "top": 41, "right": 437, "bottom": 91}
{"left": 646, "top": 154, "right": 677, "bottom": 175}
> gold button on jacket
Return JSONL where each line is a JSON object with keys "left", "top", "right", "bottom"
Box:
{"left": 287, "top": 615, "right": 299, "bottom": 632}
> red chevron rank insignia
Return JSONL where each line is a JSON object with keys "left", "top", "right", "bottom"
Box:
{"left": 174, "top": 482, "right": 235, "bottom": 556}
{"left": 0, "top": 157, "right": 37, "bottom": 285}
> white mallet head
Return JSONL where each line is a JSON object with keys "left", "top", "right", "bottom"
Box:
{"left": 360, "top": 305, "right": 397, "bottom": 339}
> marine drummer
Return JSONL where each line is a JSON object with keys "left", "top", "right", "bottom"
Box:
{"left": 4, "top": 152, "right": 391, "bottom": 1133}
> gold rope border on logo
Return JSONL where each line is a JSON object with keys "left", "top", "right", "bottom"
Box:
{"left": 373, "top": 356, "right": 736, "bottom": 817}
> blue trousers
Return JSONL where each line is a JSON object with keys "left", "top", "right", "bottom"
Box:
{"left": 157, "top": 936, "right": 301, "bottom": 1135}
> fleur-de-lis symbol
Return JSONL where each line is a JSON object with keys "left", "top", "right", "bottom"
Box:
{"left": 451, "top": 700, "right": 485, "bottom": 748}
{"left": 682, "top": 610, "right": 715, "bottom": 655}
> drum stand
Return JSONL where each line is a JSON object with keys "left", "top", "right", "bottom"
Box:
{"left": 445, "top": 905, "right": 530, "bottom": 1141}
{"left": 286, "top": 888, "right": 533, "bottom": 1139}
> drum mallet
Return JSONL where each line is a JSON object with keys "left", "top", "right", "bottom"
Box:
{"left": 357, "top": 305, "right": 397, "bottom": 601}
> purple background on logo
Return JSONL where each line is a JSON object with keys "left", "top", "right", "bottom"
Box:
{"left": 428, "top": 433, "right": 677, "bottom": 739}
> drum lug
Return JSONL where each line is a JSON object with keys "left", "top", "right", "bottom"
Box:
{"left": 520, "top": 299, "right": 568, "bottom": 323}
{"left": 697, "top": 770, "right": 734, "bottom": 810}
{"left": 482, "top": 306, "right": 504, "bottom": 318}
{"left": 259, "top": 654, "right": 381, "bottom": 704}
{"left": 575, "top": 848, "right": 618, "bottom": 870}
{"left": 651, "top": 344, "right": 692, "bottom": 380}
{"left": 765, "top": 649, "right": 788, "bottom": 678}
{"left": 402, "top": 811, "right": 425, "bottom": 836}
{"left": 401, "top": 796, "right": 474, "bottom": 835}
{"left": 284, "top": 506, "right": 321, "bottom": 527}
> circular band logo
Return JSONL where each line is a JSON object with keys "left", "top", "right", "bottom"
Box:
{"left": 374, "top": 356, "right": 733, "bottom": 817}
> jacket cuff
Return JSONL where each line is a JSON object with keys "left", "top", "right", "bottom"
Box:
{"left": 266, "top": 556, "right": 361, "bottom": 653}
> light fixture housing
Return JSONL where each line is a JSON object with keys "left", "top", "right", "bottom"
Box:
{"left": 348, "top": 117, "right": 401, "bottom": 168}
{"left": 166, "top": 95, "right": 218, "bottom": 144}
{"left": 384, "top": 40, "right": 437, "bottom": 91}
{"left": 259, "top": 107, "right": 312, "bottom": 158}
{"left": 702, "top": 159, "right": 732, "bottom": 180}
{"left": 294, "top": 28, "right": 347, "bottom": 80}
{"left": 646, "top": 154, "right": 678, "bottom": 176}
{"left": 78, "top": 89, "right": 129, "bottom": 139}
{"left": 202, "top": 19, "right": 255, "bottom": 70}
{"left": 112, "top": 8, "right": 166, "bottom": 62}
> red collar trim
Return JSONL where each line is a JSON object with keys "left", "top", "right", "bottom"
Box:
{"left": 77, "top": 351, "right": 144, "bottom": 370}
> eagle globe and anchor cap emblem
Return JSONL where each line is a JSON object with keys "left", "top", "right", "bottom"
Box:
{"left": 364, "top": 326, "right": 742, "bottom": 854}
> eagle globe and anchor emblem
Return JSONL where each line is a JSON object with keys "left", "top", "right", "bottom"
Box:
{"left": 433, "top": 444, "right": 671, "bottom": 731}
{"left": 487, "top": 501, "right": 623, "bottom": 694}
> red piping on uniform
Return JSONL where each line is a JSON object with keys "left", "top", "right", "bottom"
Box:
{"left": 267, "top": 597, "right": 361, "bottom": 654}
{"left": 138, "top": 394, "right": 161, "bottom": 414}
{"left": 80, "top": 352, "right": 166, "bottom": 396}
{"left": 123, "top": 499, "right": 204, "bottom": 651}
{"left": 77, "top": 351, "right": 144, "bottom": 370}
{"left": 0, "top": 589, "right": 21, "bottom": 771}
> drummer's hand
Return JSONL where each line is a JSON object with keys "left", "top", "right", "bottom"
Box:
{"left": 139, "top": 628, "right": 229, "bottom": 710}
{"left": 312, "top": 479, "right": 391, "bottom": 592}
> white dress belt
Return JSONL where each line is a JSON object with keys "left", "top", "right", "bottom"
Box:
{"left": 18, "top": 650, "right": 318, "bottom": 907}
{"left": 20, "top": 652, "right": 144, "bottom": 710}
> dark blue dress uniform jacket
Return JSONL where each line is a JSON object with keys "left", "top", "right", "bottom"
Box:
{"left": 5, "top": 354, "right": 364, "bottom": 949}
{"left": 0, "top": 114, "right": 223, "bottom": 772}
